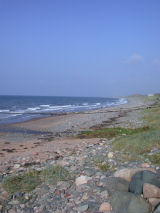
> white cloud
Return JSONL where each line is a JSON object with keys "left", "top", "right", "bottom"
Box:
{"left": 123, "top": 54, "right": 144, "bottom": 64}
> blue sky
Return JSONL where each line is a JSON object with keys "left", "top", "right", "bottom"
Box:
{"left": 0, "top": 0, "right": 160, "bottom": 97}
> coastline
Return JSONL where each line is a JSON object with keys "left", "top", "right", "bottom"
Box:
{"left": 0, "top": 95, "right": 151, "bottom": 168}
{"left": 0, "top": 95, "right": 148, "bottom": 134}
{"left": 1, "top": 94, "right": 160, "bottom": 212}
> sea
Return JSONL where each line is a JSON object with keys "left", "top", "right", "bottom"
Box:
{"left": 0, "top": 95, "right": 128, "bottom": 124}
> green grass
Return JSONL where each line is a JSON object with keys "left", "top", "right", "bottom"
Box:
{"left": 145, "top": 153, "right": 160, "bottom": 166}
{"left": 2, "top": 170, "right": 41, "bottom": 193}
{"left": 77, "top": 126, "right": 150, "bottom": 139}
{"left": 98, "top": 162, "right": 110, "bottom": 171}
{"left": 40, "top": 165, "right": 70, "bottom": 184}
{"left": 2, "top": 165, "right": 70, "bottom": 194}
{"left": 113, "top": 129, "right": 160, "bottom": 155}
{"left": 112, "top": 105, "right": 160, "bottom": 162}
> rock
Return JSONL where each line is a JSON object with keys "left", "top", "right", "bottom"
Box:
{"left": 141, "top": 163, "right": 150, "bottom": 168}
{"left": 8, "top": 209, "right": 17, "bottom": 213}
{"left": 100, "top": 190, "right": 109, "bottom": 199}
{"left": 108, "top": 152, "right": 114, "bottom": 158}
{"left": 77, "top": 204, "right": 88, "bottom": 212}
{"left": 99, "top": 202, "right": 112, "bottom": 212}
{"left": 75, "top": 176, "right": 92, "bottom": 186}
{"left": 0, "top": 191, "right": 9, "bottom": 200}
{"left": 82, "top": 193, "right": 89, "bottom": 200}
{"left": 58, "top": 160, "right": 69, "bottom": 166}
{"left": 148, "top": 198, "right": 160, "bottom": 208}
{"left": 154, "top": 204, "right": 160, "bottom": 213}
{"left": 129, "top": 170, "right": 160, "bottom": 195}
{"left": 143, "top": 183, "right": 160, "bottom": 198}
{"left": 110, "top": 191, "right": 152, "bottom": 213}
{"left": 8, "top": 200, "right": 20, "bottom": 205}
{"left": 102, "top": 177, "right": 129, "bottom": 195}
{"left": 13, "top": 164, "right": 20, "bottom": 169}
{"left": 57, "top": 181, "right": 71, "bottom": 189}
{"left": 114, "top": 168, "right": 156, "bottom": 182}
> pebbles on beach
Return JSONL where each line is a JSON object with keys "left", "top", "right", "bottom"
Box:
{"left": 0, "top": 136, "right": 160, "bottom": 213}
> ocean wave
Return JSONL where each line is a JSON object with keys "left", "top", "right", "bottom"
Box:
{"left": 40, "top": 104, "right": 51, "bottom": 107}
{"left": 82, "top": 103, "right": 88, "bottom": 106}
{"left": 27, "top": 107, "right": 41, "bottom": 111}
{"left": 0, "top": 109, "right": 10, "bottom": 113}
{"left": 0, "top": 96, "right": 128, "bottom": 124}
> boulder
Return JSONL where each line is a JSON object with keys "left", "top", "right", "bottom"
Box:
{"left": 154, "top": 204, "right": 160, "bottom": 213}
{"left": 102, "top": 177, "right": 129, "bottom": 195}
{"left": 75, "top": 175, "right": 92, "bottom": 186}
{"left": 143, "top": 183, "right": 160, "bottom": 198}
{"left": 129, "top": 170, "right": 160, "bottom": 195}
{"left": 148, "top": 198, "right": 160, "bottom": 208}
{"left": 114, "top": 168, "right": 156, "bottom": 182}
{"left": 110, "top": 191, "right": 152, "bottom": 213}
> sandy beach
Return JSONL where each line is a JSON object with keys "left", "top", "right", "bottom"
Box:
{"left": 0, "top": 95, "right": 150, "bottom": 169}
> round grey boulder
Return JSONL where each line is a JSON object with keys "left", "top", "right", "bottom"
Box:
{"left": 129, "top": 170, "right": 160, "bottom": 195}
{"left": 110, "top": 191, "right": 152, "bottom": 213}
{"left": 102, "top": 177, "right": 129, "bottom": 195}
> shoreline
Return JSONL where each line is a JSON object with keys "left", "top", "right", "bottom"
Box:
{"left": 1, "top": 94, "right": 160, "bottom": 212}
{"left": 0, "top": 97, "right": 128, "bottom": 127}
{"left": 0, "top": 95, "right": 151, "bottom": 169}
{"left": 0, "top": 95, "right": 148, "bottom": 134}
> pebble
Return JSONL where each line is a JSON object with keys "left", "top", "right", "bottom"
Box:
{"left": 75, "top": 175, "right": 92, "bottom": 186}
{"left": 8, "top": 200, "right": 20, "bottom": 205}
{"left": 0, "top": 132, "right": 159, "bottom": 213}
{"left": 13, "top": 164, "right": 21, "bottom": 169}
{"left": 99, "top": 202, "right": 112, "bottom": 212}
{"left": 108, "top": 152, "right": 114, "bottom": 158}
{"left": 77, "top": 204, "right": 88, "bottom": 212}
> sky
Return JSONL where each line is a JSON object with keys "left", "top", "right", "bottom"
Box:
{"left": 0, "top": 0, "right": 160, "bottom": 97}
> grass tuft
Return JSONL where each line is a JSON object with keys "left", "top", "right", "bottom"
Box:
{"left": 40, "top": 165, "right": 70, "bottom": 184}
{"left": 98, "top": 163, "right": 110, "bottom": 171}
{"left": 2, "top": 170, "right": 41, "bottom": 193}
{"left": 145, "top": 153, "right": 160, "bottom": 165}
{"left": 2, "top": 165, "right": 70, "bottom": 194}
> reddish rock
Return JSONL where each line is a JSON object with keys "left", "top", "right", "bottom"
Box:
{"left": 65, "top": 192, "right": 71, "bottom": 198}
{"left": 141, "top": 163, "right": 150, "bottom": 168}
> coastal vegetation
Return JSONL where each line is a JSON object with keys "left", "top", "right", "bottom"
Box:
{"left": 78, "top": 96, "right": 160, "bottom": 165}
{"left": 2, "top": 165, "right": 70, "bottom": 194}
{"left": 78, "top": 126, "right": 149, "bottom": 139}
{"left": 112, "top": 105, "right": 160, "bottom": 162}
{"left": 78, "top": 126, "right": 150, "bottom": 139}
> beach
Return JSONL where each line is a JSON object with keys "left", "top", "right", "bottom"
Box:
{"left": 1, "top": 94, "right": 160, "bottom": 212}
{"left": 0, "top": 95, "right": 149, "bottom": 169}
